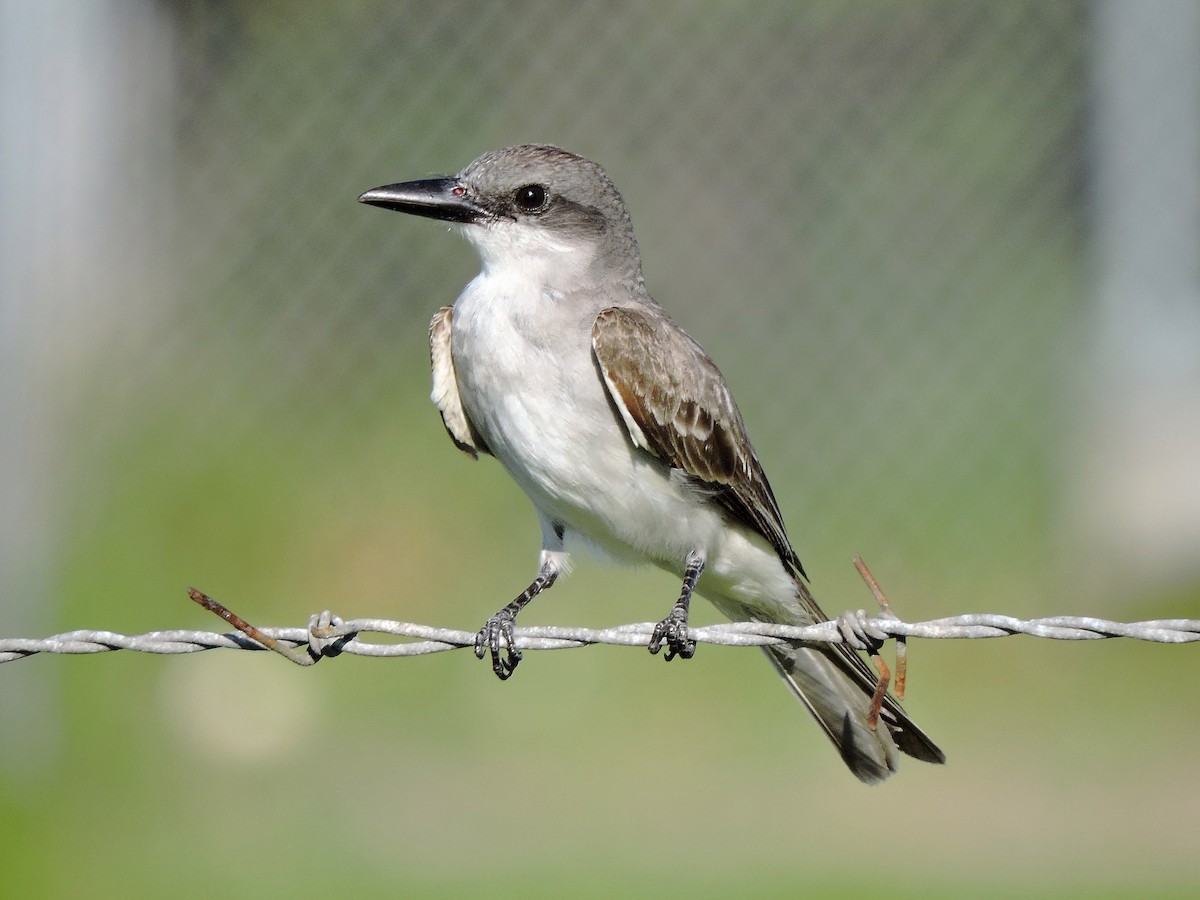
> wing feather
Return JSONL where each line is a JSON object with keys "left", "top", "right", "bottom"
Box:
{"left": 591, "top": 306, "right": 805, "bottom": 579}
{"left": 430, "top": 306, "right": 489, "bottom": 458}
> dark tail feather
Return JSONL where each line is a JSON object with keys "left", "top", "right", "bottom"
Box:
{"left": 761, "top": 577, "right": 945, "bottom": 783}
{"left": 763, "top": 640, "right": 943, "bottom": 783}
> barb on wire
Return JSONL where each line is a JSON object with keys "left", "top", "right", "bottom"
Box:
{"left": 2, "top": 560, "right": 1197, "bottom": 668}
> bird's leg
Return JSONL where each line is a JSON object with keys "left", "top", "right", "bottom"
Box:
{"left": 475, "top": 562, "right": 558, "bottom": 680}
{"left": 649, "top": 553, "right": 704, "bottom": 662}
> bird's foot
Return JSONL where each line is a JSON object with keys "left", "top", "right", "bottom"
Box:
{"left": 473, "top": 563, "right": 559, "bottom": 681}
{"left": 648, "top": 604, "right": 695, "bottom": 662}
{"left": 475, "top": 609, "right": 522, "bottom": 680}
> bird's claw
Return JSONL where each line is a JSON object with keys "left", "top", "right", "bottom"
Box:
{"left": 476, "top": 610, "right": 522, "bottom": 680}
{"left": 648, "top": 607, "right": 695, "bottom": 661}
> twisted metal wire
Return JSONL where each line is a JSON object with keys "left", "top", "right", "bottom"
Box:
{"left": 4, "top": 610, "right": 1198, "bottom": 666}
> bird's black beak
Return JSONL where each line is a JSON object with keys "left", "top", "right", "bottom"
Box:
{"left": 357, "top": 177, "right": 487, "bottom": 224}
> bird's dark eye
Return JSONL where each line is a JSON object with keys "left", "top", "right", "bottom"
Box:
{"left": 513, "top": 184, "right": 548, "bottom": 213}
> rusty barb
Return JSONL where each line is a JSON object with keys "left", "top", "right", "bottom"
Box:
{"left": 184, "top": 557, "right": 914, "bottom": 730}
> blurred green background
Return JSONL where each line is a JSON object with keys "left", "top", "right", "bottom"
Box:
{"left": 3, "top": 1, "right": 1199, "bottom": 896}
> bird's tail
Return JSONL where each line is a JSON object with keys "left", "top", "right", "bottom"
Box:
{"left": 760, "top": 578, "right": 945, "bottom": 784}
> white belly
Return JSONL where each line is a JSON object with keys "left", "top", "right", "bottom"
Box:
{"left": 449, "top": 271, "right": 803, "bottom": 622}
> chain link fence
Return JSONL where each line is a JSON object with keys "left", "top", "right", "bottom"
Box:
{"left": 65, "top": 3, "right": 1092, "bottom": 575}
{"left": 63, "top": 2, "right": 1190, "bottom": 600}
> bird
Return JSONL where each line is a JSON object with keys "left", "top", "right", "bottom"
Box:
{"left": 359, "top": 144, "right": 944, "bottom": 783}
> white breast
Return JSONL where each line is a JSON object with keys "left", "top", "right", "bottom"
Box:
{"left": 448, "top": 255, "right": 798, "bottom": 620}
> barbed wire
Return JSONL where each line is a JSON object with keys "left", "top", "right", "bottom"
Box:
{"left": 4, "top": 606, "right": 1198, "bottom": 667}
{"left": 5, "top": 560, "right": 1195, "bottom": 673}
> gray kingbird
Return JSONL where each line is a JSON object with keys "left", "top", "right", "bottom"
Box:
{"left": 359, "top": 145, "right": 944, "bottom": 783}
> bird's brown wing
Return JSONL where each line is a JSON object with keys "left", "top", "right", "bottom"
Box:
{"left": 430, "top": 306, "right": 490, "bottom": 458}
{"left": 591, "top": 305, "right": 805, "bottom": 579}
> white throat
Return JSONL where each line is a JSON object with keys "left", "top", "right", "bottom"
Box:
{"left": 462, "top": 221, "right": 597, "bottom": 290}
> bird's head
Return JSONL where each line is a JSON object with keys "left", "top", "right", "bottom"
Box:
{"left": 359, "top": 144, "right": 642, "bottom": 284}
